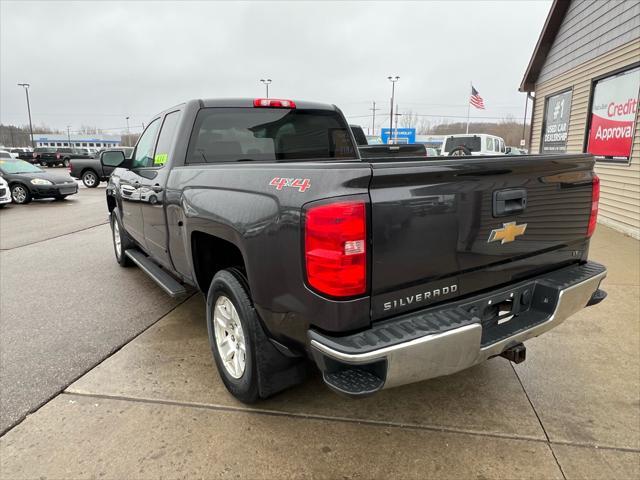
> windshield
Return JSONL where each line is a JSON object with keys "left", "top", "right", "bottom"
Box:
{"left": 0, "top": 159, "right": 43, "bottom": 174}
{"left": 444, "top": 136, "right": 481, "bottom": 152}
{"left": 186, "top": 108, "right": 357, "bottom": 163}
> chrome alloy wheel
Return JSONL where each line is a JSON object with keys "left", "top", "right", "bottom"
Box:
{"left": 113, "top": 218, "right": 122, "bottom": 258}
{"left": 84, "top": 172, "right": 97, "bottom": 186}
{"left": 11, "top": 185, "right": 27, "bottom": 203}
{"left": 213, "top": 295, "right": 246, "bottom": 379}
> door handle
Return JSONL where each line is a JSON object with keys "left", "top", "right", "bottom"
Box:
{"left": 151, "top": 184, "right": 163, "bottom": 193}
{"left": 493, "top": 189, "right": 527, "bottom": 217}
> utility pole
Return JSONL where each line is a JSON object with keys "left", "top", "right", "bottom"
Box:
{"left": 67, "top": 125, "right": 72, "bottom": 147}
{"left": 369, "top": 101, "right": 380, "bottom": 135}
{"left": 387, "top": 76, "right": 399, "bottom": 144}
{"left": 521, "top": 93, "right": 529, "bottom": 148}
{"left": 394, "top": 104, "right": 402, "bottom": 143}
{"left": 260, "top": 79, "right": 272, "bottom": 98}
{"left": 126, "top": 116, "right": 131, "bottom": 146}
{"left": 17, "top": 83, "right": 35, "bottom": 149}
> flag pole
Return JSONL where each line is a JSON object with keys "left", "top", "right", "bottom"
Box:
{"left": 466, "top": 81, "right": 471, "bottom": 134}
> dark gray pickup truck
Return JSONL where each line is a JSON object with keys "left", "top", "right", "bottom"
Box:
{"left": 104, "top": 97, "right": 607, "bottom": 403}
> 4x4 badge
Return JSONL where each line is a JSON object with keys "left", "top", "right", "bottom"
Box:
{"left": 488, "top": 222, "right": 527, "bottom": 244}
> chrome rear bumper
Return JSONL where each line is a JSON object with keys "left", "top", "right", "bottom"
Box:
{"left": 310, "top": 262, "right": 606, "bottom": 394}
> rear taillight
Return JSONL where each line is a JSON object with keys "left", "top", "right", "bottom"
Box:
{"left": 587, "top": 175, "right": 600, "bottom": 237}
{"left": 304, "top": 200, "right": 367, "bottom": 298}
{"left": 253, "top": 98, "right": 296, "bottom": 109}
{"left": 56, "top": 153, "right": 61, "bottom": 159}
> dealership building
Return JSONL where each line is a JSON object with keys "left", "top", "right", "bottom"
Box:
{"left": 521, "top": 0, "right": 640, "bottom": 238}
{"left": 33, "top": 133, "right": 122, "bottom": 149}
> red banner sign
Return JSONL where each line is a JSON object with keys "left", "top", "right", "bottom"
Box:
{"left": 587, "top": 67, "right": 639, "bottom": 159}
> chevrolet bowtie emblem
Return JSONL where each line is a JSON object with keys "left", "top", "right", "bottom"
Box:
{"left": 488, "top": 222, "right": 527, "bottom": 244}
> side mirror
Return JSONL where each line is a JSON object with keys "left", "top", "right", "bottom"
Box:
{"left": 102, "top": 151, "right": 126, "bottom": 168}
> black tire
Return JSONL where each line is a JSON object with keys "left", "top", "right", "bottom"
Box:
{"left": 110, "top": 210, "right": 133, "bottom": 267}
{"left": 40, "top": 161, "right": 47, "bottom": 167}
{"left": 0, "top": 204, "right": 6, "bottom": 209}
{"left": 206, "top": 269, "right": 308, "bottom": 403}
{"left": 449, "top": 146, "right": 471, "bottom": 156}
{"left": 10, "top": 184, "right": 31, "bottom": 204}
{"left": 207, "top": 270, "right": 260, "bottom": 403}
{"left": 82, "top": 170, "right": 99, "bottom": 188}
{"left": 63, "top": 158, "right": 70, "bottom": 167}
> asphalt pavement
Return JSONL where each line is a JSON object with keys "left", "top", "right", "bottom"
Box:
{"left": 0, "top": 187, "right": 184, "bottom": 433}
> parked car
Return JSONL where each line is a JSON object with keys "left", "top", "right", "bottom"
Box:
{"left": 0, "top": 150, "right": 12, "bottom": 160}
{"left": 70, "top": 147, "right": 133, "bottom": 187}
{"left": 441, "top": 134, "right": 507, "bottom": 156}
{"left": 104, "top": 97, "right": 606, "bottom": 403}
{"left": 0, "top": 159, "right": 78, "bottom": 204}
{"left": 0, "top": 175, "right": 11, "bottom": 207}
{"left": 8, "top": 148, "right": 33, "bottom": 160}
{"left": 33, "top": 147, "right": 92, "bottom": 168}
{"left": 349, "top": 125, "right": 368, "bottom": 146}
{"left": 32, "top": 147, "right": 59, "bottom": 166}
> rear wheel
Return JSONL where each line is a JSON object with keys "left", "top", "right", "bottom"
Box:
{"left": 82, "top": 170, "right": 99, "bottom": 188}
{"left": 10, "top": 184, "right": 31, "bottom": 204}
{"left": 63, "top": 158, "right": 70, "bottom": 167}
{"left": 449, "top": 146, "right": 471, "bottom": 156}
{"left": 40, "top": 161, "right": 47, "bottom": 167}
{"left": 110, "top": 211, "right": 133, "bottom": 267}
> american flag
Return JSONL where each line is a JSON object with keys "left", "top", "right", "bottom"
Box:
{"left": 470, "top": 86, "right": 485, "bottom": 110}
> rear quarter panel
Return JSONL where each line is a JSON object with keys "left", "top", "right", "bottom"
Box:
{"left": 165, "top": 162, "right": 373, "bottom": 344}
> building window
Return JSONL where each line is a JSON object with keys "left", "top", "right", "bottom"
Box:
{"left": 586, "top": 66, "right": 639, "bottom": 164}
{"left": 56, "top": 142, "right": 62, "bottom": 146}
{"left": 89, "top": 143, "right": 95, "bottom": 147}
{"left": 82, "top": 143, "right": 87, "bottom": 147}
{"left": 541, "top": 89, "right": 572, "bottom": 154}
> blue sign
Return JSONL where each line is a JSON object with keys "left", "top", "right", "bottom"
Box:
{"left": 380, "top": 128, "right": 416, "bottom": 144}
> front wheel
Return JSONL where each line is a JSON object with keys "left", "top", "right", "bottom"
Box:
{"left": 40, "top": 161, "right": 47, "bottom": 167}
{"left": 11, "top": 184, "right": 31, "bottom": 204}
{"left": 63, "top": 158, "right": 70, "bottom": 167}
{"left": 82, "top": 170, "right": 99, "bottom": 188}
{"left": 110, "top": 211, "right": 133, "bottom": 267}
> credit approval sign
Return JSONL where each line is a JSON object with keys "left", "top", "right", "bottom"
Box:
{"left": 587, "top": 67, "right": 640, "bottom": 160}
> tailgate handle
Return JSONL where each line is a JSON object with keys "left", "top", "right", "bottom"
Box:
{"left": 493, "top": 189, "right": 527, "bottom": 217}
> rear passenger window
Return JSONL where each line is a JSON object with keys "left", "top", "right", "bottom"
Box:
{"left": 152, "top": 111, "right": 181, "bottom": 167}
{"left": 485, "top": 137, "right": 494, "bottom": 151}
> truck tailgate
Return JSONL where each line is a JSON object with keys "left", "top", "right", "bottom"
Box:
{"left": 369, "top": 154, "right": 596, "bottom": 319}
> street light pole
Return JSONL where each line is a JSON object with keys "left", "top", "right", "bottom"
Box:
{"left": 17, "top": 83, "right": 35, "bottom": 149}
{"left": 67, "top": 125, "right": 72, "bottom": 147}
{"left": 387, "top": 76, "right": 399, "bottom": 144}
{"left": 126, "top": 116, "right": 131, "bottom": 146}
{"left": 260, "top": 79, "right": 272, "bottom": 98}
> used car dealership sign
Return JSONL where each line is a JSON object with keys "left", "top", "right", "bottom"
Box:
{"left": 587, "top": 67, "right": 639, "bottom": 159}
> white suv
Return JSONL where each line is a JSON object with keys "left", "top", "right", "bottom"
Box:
{"left": 0, "top": 176, "right": 11, "bottom": 207}
{"left": 441, "top": 134, "right": 506, "bottom": 156}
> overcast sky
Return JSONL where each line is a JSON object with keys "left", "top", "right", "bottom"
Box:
{"left": 1, "top": 0, "right": 551, "bottom": 135}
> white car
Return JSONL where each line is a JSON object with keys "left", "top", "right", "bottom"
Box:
{"left": 0, "top": 176, "right": 11, "bottom": 207}
{"left": 441, "top": 134, "right": 506, "bottom": 156}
